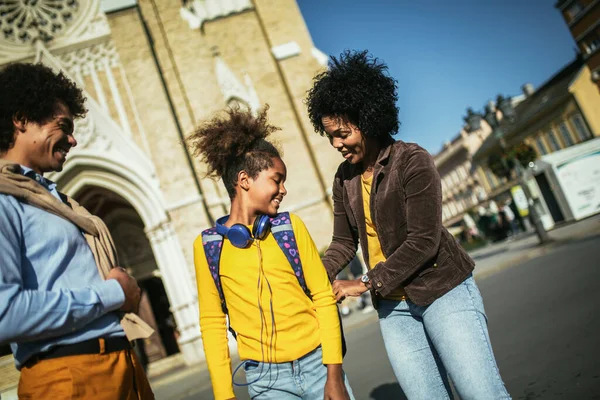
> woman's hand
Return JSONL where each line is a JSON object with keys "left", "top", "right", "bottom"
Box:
{"left": 332, "top": 278, "right": 368, "bottom": 302}
{"left": 324, "top": 365, "right": 350, "bottom": 400}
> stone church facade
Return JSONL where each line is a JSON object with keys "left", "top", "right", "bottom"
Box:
{"left": 0, "top": 0, "right": 340, "bottom": 370}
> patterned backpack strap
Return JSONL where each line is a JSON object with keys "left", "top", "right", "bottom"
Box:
{"left": 270, "top": 212, "right": 312, "bottom": 299}
{"left": 270, "top": 212, "right": 347, "bottom": 358}
{"left": 201, "top": 228, "right": 227, "bottom": 315}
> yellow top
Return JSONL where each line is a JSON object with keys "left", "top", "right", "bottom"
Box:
{"left": 193, "top": 213, "right": 342, "bottom": 400}
{"left": 361, "top": 173, "right": 407, "bottom": 301}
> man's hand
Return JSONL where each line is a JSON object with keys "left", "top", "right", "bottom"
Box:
{"left": 332, "top": 278, "right": 368, "bottom": 303}
{"left": 324, "top": 364, "right": 350, "bottom": 400}
{"left": 107, "top": 267, "right": 141, "bottom": 313}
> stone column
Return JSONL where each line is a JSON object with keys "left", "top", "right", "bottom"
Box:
{"left": 146, "top": 221, "right": 205, "bottom": 365}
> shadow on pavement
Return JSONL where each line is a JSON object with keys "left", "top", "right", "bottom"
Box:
{"left": 369, "top": 382, "right": 407, "bottom": 400}
{"left": 471, "top": 240, "right": 541, "bottom": 262}
{"left": 471, "top": 247, "right": 506, "bottom": 261}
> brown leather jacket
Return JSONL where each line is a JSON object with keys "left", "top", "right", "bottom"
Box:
{"left": 322, "top": 141, "right": 474, "bottom": 306}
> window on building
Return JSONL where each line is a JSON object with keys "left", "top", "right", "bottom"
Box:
{"left": 449, "top": 202, "right": 457, "bottom": 216}
{"left": 445, "top": 176, "right": 453, "bottom": 190}
{"left": 571, "top": 114, "right": 592, "bottom": 141}
{"left": 558, "top": 122, "right": 574, "bottom": 147}
{"left": 471, "top": 191, "right": 479, "bottom": 205}
{"left": 546, "top": 129, "right": 561, "bottom": 152}
{"left": 535, "top": 136, "right": 549, "bottom": 155}
{"left": 586, "top": 31, "right": 600, "bottom": 54}
{"left": 484, "top": 168, "right": 497, "bottom": 189}
{"left": 566, "top": 1, "right": 583, "bottom": 20}
{"left": 452, "top": 171, "right": 460, "bottom": 184}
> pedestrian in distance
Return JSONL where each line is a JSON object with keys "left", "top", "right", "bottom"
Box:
{"left": 502, "top": 200, "right": 519, "bottom": 237}
{"left": 305, "top": 50, "right": 511, "bottom": 400}
{"left": 190, "top": 107, "right": 354, "bottom": 400}
{"left": 0, "top": 63, "right": 154, "bottom": 399}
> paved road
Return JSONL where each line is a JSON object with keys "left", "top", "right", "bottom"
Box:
{"left": 153, "top": 234, "right": 600, "bottom": 399}
{"left": 478, "top": 235, "right": 600, "bottom": 400}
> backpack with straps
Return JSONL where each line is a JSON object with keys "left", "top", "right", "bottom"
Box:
{"left": 201, "top": 211, "right": 347, "bottom": 355}
{"left": 201, "top": 212, "right": 311, "bottom": 319}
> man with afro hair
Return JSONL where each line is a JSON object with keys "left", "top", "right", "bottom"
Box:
{"left": 0, "top": 63, "right": 154, "bottom": 399}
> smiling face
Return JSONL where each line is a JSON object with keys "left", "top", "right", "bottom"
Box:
{"left": 322, "top": 115, "right": 372, "bottom": 166}
{"left": 13, "top": 101, "right": 76, "bottom": 174}
{"left": 247, "top": 156, "right": 288, "bottom": 216}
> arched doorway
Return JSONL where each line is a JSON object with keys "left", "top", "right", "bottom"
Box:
{"left": 51, "top": 155, "right": 205, "bottom": 365}
{"left": 75, "top": 186, "right": 180, "bottom": 365}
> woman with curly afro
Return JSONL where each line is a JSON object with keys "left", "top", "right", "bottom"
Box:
{"left": 306, "top": 50, "right": 510, "bottom": 399}
{"left": 190, "top": 107, "right": 354, "bottom": 400}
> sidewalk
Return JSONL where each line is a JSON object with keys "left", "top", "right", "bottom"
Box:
{"left": 149, "top": 214, "right": 600, "bottom": 393}
{"left": 470, "top": 214, "right": 600, "bottom": 279}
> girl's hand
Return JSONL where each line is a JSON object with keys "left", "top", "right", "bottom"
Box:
{"left": 324, "top": 365, "right": 350, "bottom": 400}
{"left": 332, "top": 279, "right": 368, "bottom": 302}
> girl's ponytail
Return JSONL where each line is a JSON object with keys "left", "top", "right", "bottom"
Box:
{"left": 188, "top": 106, "right": 281, "bottom": 199}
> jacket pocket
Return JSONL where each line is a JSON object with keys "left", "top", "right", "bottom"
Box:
{"left": 419, "top": 245, "right": 460, "bottom": 290}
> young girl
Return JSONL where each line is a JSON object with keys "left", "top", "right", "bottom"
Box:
{"left": 190, "top": 108, "right": 354, "bottom": 400}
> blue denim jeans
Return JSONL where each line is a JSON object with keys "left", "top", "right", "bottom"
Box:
{"left": 378, "top": 275, "right": 511, "bottom": 400}
{"left": 243, "top": 346, "right": 355, "bottom": 399}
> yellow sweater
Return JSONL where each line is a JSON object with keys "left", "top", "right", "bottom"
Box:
{"left": 193, "top": 213, "right": 342, "bottom": 400}
{"left": 362, "top": 173, "right": 407, "bottom": 300}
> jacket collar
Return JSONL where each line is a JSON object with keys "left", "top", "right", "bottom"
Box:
{"left": 375, "top": 143, "right": 393, "bottom": 167}
{"left": 343, "top": 142, "right": 395, "bottom": 241}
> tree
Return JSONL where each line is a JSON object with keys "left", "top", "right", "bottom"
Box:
{"left": 487, "top": 143, "right": 536, "bottom": 180}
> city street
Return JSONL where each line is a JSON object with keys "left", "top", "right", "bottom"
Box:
{"left": 151, "top": 232, "right": 600, "bottom": 399}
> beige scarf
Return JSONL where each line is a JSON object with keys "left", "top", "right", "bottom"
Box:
{"left": 0, "top": 159, "right": 153, "bottom": 340}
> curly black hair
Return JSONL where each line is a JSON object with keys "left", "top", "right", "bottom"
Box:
{"left": 188, "top": 106, "right": 282, "bottom": 199}
{"left": 0, "top": 63, "right": 87, "bottom": 152}
{"left": 305, "top": 50, "right": 399, "bottom": 141}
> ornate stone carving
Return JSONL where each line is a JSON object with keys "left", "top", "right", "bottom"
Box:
{"left": 76, "top": 11, "right": 110, "bottom": 42}
{"left": 214, "top": 52, "right": 261, "bottom": 114}
{"left": 85, "top": 127, "right": 112, "bottom": 152}
{"left": 69, "top": 112, "right": 112, "bottom": 152}
{"left": 73, "top": 113, "right": 94, "bottom": 148}
{"left": 0, "top": 1, "right": 108, "bottom": 65}
{"left": 0, "top": 0, "right": 80, "bottom": 44}
{"left": 180, "top": 0, "right": 252, "bottom": 30}
{"left": 57, "top": 40, "right": 118, "bottom": 76}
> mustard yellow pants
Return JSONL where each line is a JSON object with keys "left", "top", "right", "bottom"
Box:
{"left": 18, "top": 341, "right": 154, "bottom": 399}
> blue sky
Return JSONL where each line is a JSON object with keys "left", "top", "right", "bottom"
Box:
{"left": 297, "top": 0, "right": 577, "bottom": 154}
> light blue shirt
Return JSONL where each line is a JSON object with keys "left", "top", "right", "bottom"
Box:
{"left": 0, "top": 166, "right": 125, "bottom": 368}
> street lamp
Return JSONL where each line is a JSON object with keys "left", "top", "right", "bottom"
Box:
{"left": 483, "top": 96, "right": 551, "bottom": 244}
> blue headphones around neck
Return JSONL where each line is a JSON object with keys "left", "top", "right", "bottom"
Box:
{"left": 215, "top": 214, "right": 271, "bottom": 248}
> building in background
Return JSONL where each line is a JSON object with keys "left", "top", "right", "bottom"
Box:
{"left": 531, "top": 137, "right": 600, "bottom": 225}
{"left": 434, "top": 116, "right": 492, "bottom": 239}
{"left": 556, "top": 0, "right": 600, "bottom": 88}
{"left": 0, "top": 0, "right": 339, "bottom": 380}
{"left": 434, "top": 89, "right": 530, "bottom": 242}
{"left": 472, "top": 57, "right": 600, "bottom": 231}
